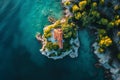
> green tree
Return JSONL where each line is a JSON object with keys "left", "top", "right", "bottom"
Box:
{"left": 117, "top": 53, "right": 120, "bottom": 59}
{"left": 74, "top": 12, "right": 82, "bottom": 20}
{"left": 107, "top": 22, "right": 114, "bottom": 29}
{"left": 45, "top": 42, "right": 53, "bottom": 50}
{"left": 91, "top": 11, "right": 100, "bottom": 18}
{"left": 98, "top": 29, "right": 106, "bottom": 35}
{"left": 53, "top": 43, "right": 59, "bottom": 50}
{"left": 72, "top": 4, "right": 79, "bottom": 13}
{"left": 114, "top": 5, "right": 120, "bottom": 10}
{"left": 63, "top": 42, "right": 71, "bottom": 50}
{"left": 64, "top": 31, "right": 72, "bottom": 39}
{"left": 79, "top": 1, "right": 87, "bottom": 11}
{"left": 99, "top": 18, "right": 108, "bottom": 25}
{"left": 99, "top": 0, "right": 104, "bottom": 5}
{"left": 91, "top": 2, "right": 97, "bottom": 9}
{"left": 44, "top": 33, "right": 52, "bottom": 38}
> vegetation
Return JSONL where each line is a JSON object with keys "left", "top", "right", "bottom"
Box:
{"left": 64, "top": 1, "right": 71, "bottom": 6}
{"left": 117, "top": 53, "right": 120, "bottom": 60}
{"left": 99, "top": 0, "right": 104, "bottom": 5}
{"left": 98, "top": 29, "right": 106, "bottom": 35}
{"left": 117, "top": 32, "right": 120, "bottom": 37}
{"left": 107, "top": 22, "right": 114, "bottom": 29}
{"left": 72, "top": 4, "right": 79, "bottom": 13}
{"left": 66, "top": 0, "right": 120, "bottom": 60}
{"left": 49, "top": 53, "right": 57, "bottom": 57}
{"left": 43, "top": 14, "right": 77, "bottom": 55}
{"left": 74, "top": 12, "right": 82, "bottom": 20}
{"left": 114, "top": 4, "right": 120, "bottom": 10}
{"left": 99, "top": 18, "right": 108, "bottom": 25}
{"left": 114, "top": 19, "right": 120, "bottom": 26}
{"left": 78, "top": 1, "right": 87, "bottom": 11}
{"left": 98, "top": 47, "right": 104, "bottom": 53}
{"left": 99, "top": 36, "right": 112, "bottom": 48}
{"left": 39, "top": 0, "right": 120, "bottom": 59}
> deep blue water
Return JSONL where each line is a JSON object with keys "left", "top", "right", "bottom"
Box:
{"left": 0, "top": 0, "right": 105, "bottom": 80}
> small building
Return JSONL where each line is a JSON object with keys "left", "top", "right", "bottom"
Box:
{"left": 53, "top": 28, "right": 63, "bottom": 49}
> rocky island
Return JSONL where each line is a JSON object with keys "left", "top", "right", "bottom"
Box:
{"left": 36, "top": 18, "right": 80, "bottom": 59}
{"left": 36, "top": 0, "right": 120, "bottom": 79}
{"left": 36, "top": 7, "right": 80, "bottom": 59}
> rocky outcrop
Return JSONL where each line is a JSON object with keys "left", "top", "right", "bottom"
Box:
{"left": 92, "top": 42, "right": 120, "bottom": 80}
{"left": 38, "top": 32, "right": 80, "bottom": 60}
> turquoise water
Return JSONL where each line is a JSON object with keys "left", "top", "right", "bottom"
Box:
{"left": 0, "top": 0, "right": 105, "bottom": 80}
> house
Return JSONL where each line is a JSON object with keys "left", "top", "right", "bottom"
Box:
{"left": 53, "top": 28, "right": 63, "bottom": 49}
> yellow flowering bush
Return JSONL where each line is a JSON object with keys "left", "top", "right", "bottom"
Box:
{"left": 99, "top": 36, "right": 112, "bottom": 47}
{"left": 44, "top": 26, "right": 52, "bottom": 34}
{"left": 43, "top": 20, "right": 61, "bottom": 38}
{"left": 79, "top": 1, "right": 87, "bottom": 10}
{"left": 114, "top": 19, "right": 120, "bottom": 26}
{"left": 44, "top": 33, "right": 52, "bottom": 38}
{"left": 64, "top": 1, "right": 71, "bottom": 6}
{"left": 53, "top": 20, "right": 61, "bottom": 27}
{"left": 72, "top": 4, "right": 79, "bottom": 12}
{"left": 74, "top": 12, "right": 82, "bottom": 20}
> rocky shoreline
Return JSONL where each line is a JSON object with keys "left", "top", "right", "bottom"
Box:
{"left": 40, "top": 34, "right": 80, "bottom": 60}
{"left": 92, "top": 42, "right": 120, "bottom": 80}
{"left": 36, "top": 29, "right": 80, "bottom": 60}
{"left": 36, "top": 0, "right": 120, "bottom": 79}
{"left": 35, "top": 0, "right": 80, "bottom": 60}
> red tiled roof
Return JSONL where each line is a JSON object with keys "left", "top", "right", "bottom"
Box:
{"left": 54, "top": 29, "right": 63, "bottom": 49}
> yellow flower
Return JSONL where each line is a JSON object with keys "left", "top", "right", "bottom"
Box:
{"left": 115, "top": 19, "right": 120, "bottom": 26}
{"left": 99, "top": 36, "right": 112, "bottom": 47}
{"left": 79, "top": 1, "right": 87, "bottom": 10}
{"left": 64, "top": 1, "right": 71, "bottom": 6}
{"left": 72, "top": 5, "right": 79, "bottom": 12}
{"left": 75, "top": 12, "right": 82, "bottom": 20}
{"left": 99, "top": 40, "right": 104, "bottom": 45}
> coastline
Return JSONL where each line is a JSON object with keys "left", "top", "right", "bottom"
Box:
{"left": 92, "top": 42, "right": 120, "bottom": 80}
{"left": 36, "top": 0, "right": 120, "bottom": 79}
{"left": 62, "top": 0, "right": 120, "bottom": 80}
{"left": 36, "top": 0, "right": 80, "bottom": 60}
{"left": 36, "top": 31, "right": 80, "bottom": 60}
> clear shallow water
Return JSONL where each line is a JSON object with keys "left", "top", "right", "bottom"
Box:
{"left": 0, "top": 0, "right": 105, "bottom": 80}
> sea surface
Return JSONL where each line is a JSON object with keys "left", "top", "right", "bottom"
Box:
{"left": 0, "top": 0, "right": 106, "bottom": 80}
